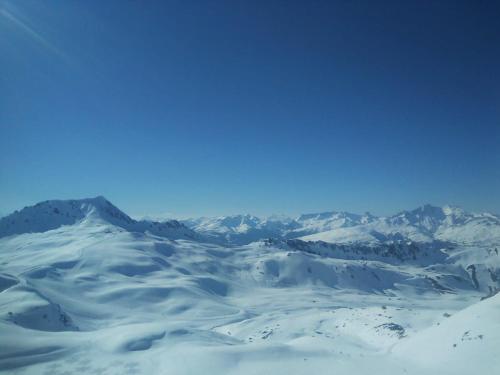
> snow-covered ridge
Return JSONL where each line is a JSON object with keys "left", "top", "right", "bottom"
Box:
{"left": 0, "top": 196, "right": 197, "bottom": 240}
{"left": 303, "top": 205, "right": 500, "bottom": 245}
{"left": 182, "top": 205, "right": 500, "bottom": 245}
{"left": 261, "top": 238, "right": 450, "bottom": 266}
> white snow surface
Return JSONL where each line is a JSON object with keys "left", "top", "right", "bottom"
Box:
{"left": 0, "top": 198, "right": 499, "bottom": 374}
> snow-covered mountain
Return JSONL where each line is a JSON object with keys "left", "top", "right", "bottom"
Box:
{"left": 0, "top": 196, "right": 199, "bottom": 241}
{"left": 290, "top": 210, "right": 376, "bottom": 236}
{"left": 182, "top": 214, "right": 292, "bottom": 245}
{"left": 181, "top": 211, "right": 375, "bottom": 244}
{"left": 303, "top": 205, "right": 500, "bottom": 245}
{"left": 0, "top": 197, "right": 499, "bottom": 374}
{"left": 181, "top": 204, "right": 500, "bottom": 246}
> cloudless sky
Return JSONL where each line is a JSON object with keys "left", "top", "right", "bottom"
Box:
{"left": 1, "top": 0, "right": 499, "bottom": 217}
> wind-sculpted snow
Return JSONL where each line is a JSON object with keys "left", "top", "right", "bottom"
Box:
{"left": 0, "top": 198, "right": 499, "bottom": 374}
{"left": 393, "top": 293, "right": 500, "bottom": 373}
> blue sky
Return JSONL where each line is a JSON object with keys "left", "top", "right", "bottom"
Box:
{"left": 1, "top": 0, "right": 499, "bottom": 217}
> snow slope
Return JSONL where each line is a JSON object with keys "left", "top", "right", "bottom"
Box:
{"left": 393, "top": 293, "right": 500, "bottom": 374}
{"left": 0, "top": 198, "right": 499, "bottom": 374}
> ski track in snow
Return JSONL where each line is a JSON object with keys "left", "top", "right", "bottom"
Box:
{"left": 0, "top": 198, "right": 499, "bottom": 374}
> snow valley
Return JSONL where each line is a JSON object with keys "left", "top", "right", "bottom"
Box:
{"left": 0, "top": 197, "right": 499, "bottom": 374}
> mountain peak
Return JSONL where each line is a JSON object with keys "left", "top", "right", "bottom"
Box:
{"left": 0, "top": 197, "right": 132, "bottom": 238}
{"left": 400, "top": 204, "right": 468, "bottom": 218}
{"left": 409, "top": 204, "right": 444, "bottom": 215}
{"left": 441, "top": 204, "right": 465, "bottom": 216}
{"left": 0, "top": 197, "right": 196, "bottom": 240}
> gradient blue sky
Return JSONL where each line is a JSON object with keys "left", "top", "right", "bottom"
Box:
{"left": 1, "top": 0, "right": 499, "bottom": 217}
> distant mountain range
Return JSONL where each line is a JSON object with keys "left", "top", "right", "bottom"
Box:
{"left": 2, "top": 198, "right": 499, "bottom": 247}
{"left": 181, "top": 204, "right": 500, "bottom": 245}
